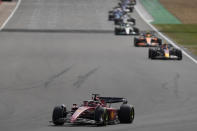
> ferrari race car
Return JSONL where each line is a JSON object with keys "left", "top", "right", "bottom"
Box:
{"left": 51, "top": 94, "right": 135, "bottom": 126}
{"left": 115, "top": 23, "right": 139, "bottom": 35}
{"left": 149, "top": 43, "right": 182, "bottom": 60}
{"left": 114, "top": 14, "right": 136, "bottom": 26}
{"left": 134, "top": 32, "right": 162, "bottom": 47}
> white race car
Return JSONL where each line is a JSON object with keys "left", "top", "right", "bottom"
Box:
{"left": 115, "top": 23, "right": 139, "bottom": 35}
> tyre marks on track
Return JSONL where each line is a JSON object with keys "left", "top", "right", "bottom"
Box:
{"left": 44, "top": 65, "right": 73, "bottom": 88}
{"left": 0, "top": 66, "right": 99, "bottom": 91}
{"left": 1, "top": 65, "right": 73, "bottom": 91}
{"left": 161, "top": 73, "right": 181, "bottom": 98}
{"left": 73, "top": 67, "right": 99, "bottom": 88}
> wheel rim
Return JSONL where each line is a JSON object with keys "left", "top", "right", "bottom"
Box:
{"left": 130, "top": 107, "right": 134, "bottom": 121}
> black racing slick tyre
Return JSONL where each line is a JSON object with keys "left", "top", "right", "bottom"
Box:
{"left": 133, "top": 27, "right": 140, "bottom": 35}
{"left": 129, "top": 7, "right": 134, "bottom": 12}
{"left": 149, "top": 49, "right": 153, "bottom": 59}
{"left": 177, "top": 50, "right": 182, "bottom": 60}
{"left": 134, "top": 38, "right": 138, "bottom": 47}
{"left": 158, "top": 38, "right": 162, "bottom": 45}
{"left": 118, "top": 104, "right": 135, "bottom": 123}
{"left": 128, "top": 18, "right": 136, "bottom": 26}
{"left": 52, "top": 106, "right": 66, "bottom": 125}
{"left": 115, "top": 28, "right": 119, "bottom": 35}
{"left": 94, "top": 106, "right": 108, "bottom": 126}
{"left": 149, "top": 49, "right": 157, "bottom": 59}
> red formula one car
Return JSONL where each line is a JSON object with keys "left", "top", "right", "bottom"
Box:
{"left": 51, "top": 94, "right": 135, "bottom": 126}
{"left": 134, "top": 32, "right": 162, "bottom": 47}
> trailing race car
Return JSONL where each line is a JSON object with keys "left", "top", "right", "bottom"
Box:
{"left": 114, "top": 14, "right": 136, "bottom": 26}
{"left": 118, "top": 3, "right": 134, "bottom": 13}
{"left": 134, "top": 32, "right": 162, "bottom": 47}
{"left": 149, "top": 43, "right": 182, "bottom": 60}
{"left": 119, "top": 0, "right": 136, "bottom": 5}
{"left": 118, "top": 2, "right": 134, "bottom": 13}
{"left": 119, "top": 0, "right": 136, "bottom": 7}
{"left": 51, "top": 94, "right": 134, "bottom": 126}
{"left": 115, "top": 23, "right": 139, "bottom": 35}
{"left": 108, "top": 7, "right": 127, "bottom": 21}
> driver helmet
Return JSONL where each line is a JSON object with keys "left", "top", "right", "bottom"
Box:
{"left": 126, "top": 23, "right": 130, "bottom": 27}
{"left": 162, "top": 43, "right": 168, "bottom": 49}
{"left": 146, "top": 32, "right": 151, "bottom": 37}
{"left": 61, "top": 104, "right": 66, "bottom": 112}
{"left": 61, "top": 104, "right": 66, "bottom": 108}
{"left": 83, "top": 101, "right": 88, "bottom": 106}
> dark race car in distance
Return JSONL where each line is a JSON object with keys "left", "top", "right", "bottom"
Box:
{"left": 51, "top": 94, "right": 135, "bottom": 126}
{"left": 119, "top": 0, "right": 136, "bottom": 6}
{"left": 114, "top": 14, "right": 136, "bottom": 26}
{"left": 134, "top": 32, "right": 162, "bottom": 47}
{"left": 118, "top": 2, "right": 134, "bottom": 13}
{"left": 108, "top": 7, "right": 126, "bottom": 21}
{"left": 149, "top": 43, "right": 182, "bottom": 60}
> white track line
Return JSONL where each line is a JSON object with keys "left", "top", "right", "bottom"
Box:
{"left": 0, "top": 0, "right": 22, "bottom": 31}
{"left": 135, "top": 3, "right": 197, "bottom": 64}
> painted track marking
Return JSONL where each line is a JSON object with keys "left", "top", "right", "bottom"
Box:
{"left": 0, "top": 0, "right": 22, "bottom": 31}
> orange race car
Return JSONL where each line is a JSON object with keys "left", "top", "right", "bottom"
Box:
{"left": 134, "top": 32, "right": 162, "bottom": 47}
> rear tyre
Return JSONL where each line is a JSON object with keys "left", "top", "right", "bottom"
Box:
{"left": 108, "top": 16, "right": 112, "bottom": 21}
{"left": 114, "top": 19, "right": 119, "bottom": 25}
{"left": 128, "top": 18, "right": 136, "bottom": 26}
{"left": 95, "top": 106, "right": 108, "bottom": 126}
{"left": 133, "top": 27, "right": 139, "bottom": 35}
{"left": 52, "top": 106, "right": 66, "bottom": 125}
{"left": 129, "top": 7, "right": 134, "bottom": 12}
{"left": 118, "top": 104, "right": 135, "bottom": 123}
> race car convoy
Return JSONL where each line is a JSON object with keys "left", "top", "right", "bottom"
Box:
{"left": 108, "top": 0, "right": 139, "bottom": 35}
{"left": 51, "top": 0, "right": 182, "bottom": 127}
{"left": 108, "top": 0, "right": 182, "bottom": 60}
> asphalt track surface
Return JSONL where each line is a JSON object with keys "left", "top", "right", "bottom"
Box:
{"left": 0, "top": 0, "right": 197, "bottom": 131}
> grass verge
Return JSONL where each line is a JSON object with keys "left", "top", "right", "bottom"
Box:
{"left": 155, "top": 24, "right": 197, "bottom": 55}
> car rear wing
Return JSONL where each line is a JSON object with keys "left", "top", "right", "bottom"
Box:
{"left": 99, "top": 97, "right": 128, "bottom": 104}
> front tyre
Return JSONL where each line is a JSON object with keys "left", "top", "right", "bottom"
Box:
{"left": 149, "top": 49, "right": 153, "bottom": 59}
{"left": 177, "top": 50, "right": 182, "bottom": 60}
{"left": 52, "top": 106, "right": 66, "bottom": 125}
{"left": 94, "top": 106, "right": 108, "bottom": 126}
{"left": 115, "top": 28, "right": 120, "bottom": 35}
